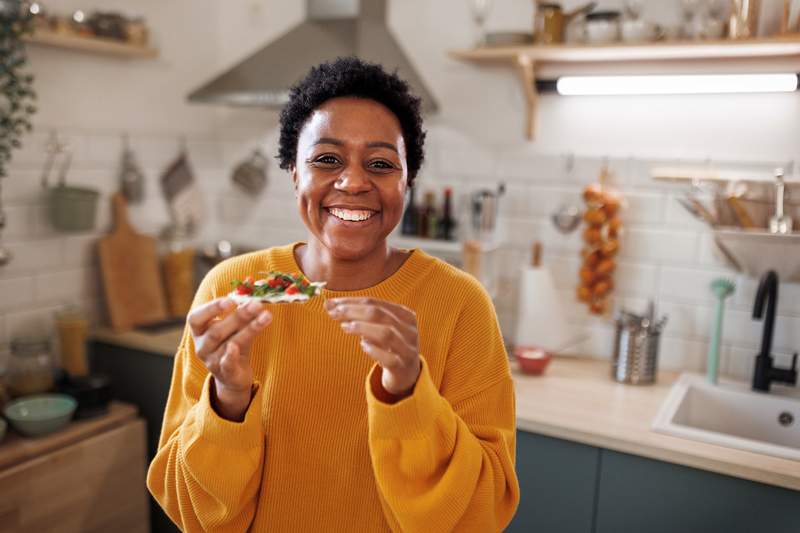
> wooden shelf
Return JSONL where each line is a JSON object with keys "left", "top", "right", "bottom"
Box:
{"left": 449, "top": 36, "right": 800, "bottom": 140}
{"left": 24, "top": 28, "right": 158, "bottom": 59}
{"left": 651, "top": 166, "right": 800, "bottom": 184}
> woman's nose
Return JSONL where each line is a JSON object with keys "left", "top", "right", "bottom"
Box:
{"left": 335, "top": 168, "right": 372, "bottom": 194}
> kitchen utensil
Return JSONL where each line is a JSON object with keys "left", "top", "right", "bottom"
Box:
{"left": 470, "top": 183, "right": 505, "bottom": 240}
{"left": 119, "top": 134, "right": 145, "bottom": 204}
{"left": 707, "top": 278, "right": 735, "bottom": 385}
{"left": 551, "top": 204, "right": 582, "bottom": 233}
{"left": 680, "top": 195, "right": 718, "bottom": 226}
{"left": 769, "top": 168, "right": 793, "bottom": 234}
{"left": 98, "top": 193, "right": 169, "bottom": 330}
{"left": 232, "top": 149, "right": 268, "bottom": 195}
{"left": 161, "top": 145, "right": 204, "bottom": 230}
{"left": 534, "top": 1, "right": 597, "bottom": 44}
{"left": 612, "top": 308, "right": 668, "bottom": 385}
{"left": 726, "top": 196, "right": 757, "bottom": 228}
{"left": 4, "top": 393, "right": 77, "bottom": 437}
{"left": 57, "top": 373, "right": 112, "bottom": 419}
{"left": 729, "top": 0, "right": 761, "bottom": 38}
{"left": 584, "top": 10, "right": 622, "bottom": 44}
{"left": 469, "top": 0, "right": 494, "bottom": 46}
{"left": 41, "top": 133, "right": 99, "bottom": 233}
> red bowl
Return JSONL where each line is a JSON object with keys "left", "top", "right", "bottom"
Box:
{"left": 514, "top": 347, "right": 552, "bottom": 376}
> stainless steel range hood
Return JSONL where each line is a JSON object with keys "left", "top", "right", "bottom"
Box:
{"left": 188, "top": 0, "right": 438, "bottom": 113}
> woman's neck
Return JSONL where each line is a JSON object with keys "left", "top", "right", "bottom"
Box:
{"left": 295, "top": 237, "right": 408, "bottom": 291}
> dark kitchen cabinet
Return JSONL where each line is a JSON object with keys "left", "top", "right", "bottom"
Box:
{"left": 90, "top": 341, "right": 180, "bottom": 533}
{"left": 594, "top": 450, "right": 800, "bottom": 533}
{"left": 506, "top": 431, "right": 600, "bottom": 533}
{"left": 510, "top": 430, "right": 800, "bottom": 533}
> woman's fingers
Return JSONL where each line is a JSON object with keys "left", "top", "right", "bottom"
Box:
{"left": 326, "top": 297, "right": 415, "bottom": 322}
{"left": 196, "top": 301, "right": 270, "bottom": 357}
{"left": 187, "top": 297, "right": 236, "bottom": 337}
{"left": 226, "top": 309, "right": 273, "bottom": 356}
{"left": 358, "top": 339, "right": 403, "bottom": 370}
{"left": 341, "top": 321, "right": 413, "bottom": 358}
{"left": 326, "top": 300, "right": 417, "bottom": 342}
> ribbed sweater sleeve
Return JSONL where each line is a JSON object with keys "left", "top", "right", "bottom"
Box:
{"left": 365, "top": 278, "right": 520, "bottom": 533}
{"left": 146, "top": 266, "right": 267, "bottom": 533}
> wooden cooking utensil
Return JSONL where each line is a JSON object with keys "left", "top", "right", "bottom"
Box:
{"left": 98, "top": 193, "right": 168, "bottom": 331}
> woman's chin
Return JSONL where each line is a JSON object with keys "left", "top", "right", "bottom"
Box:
{"left": 319, "top": 230, "right": 387, "bottom": 261}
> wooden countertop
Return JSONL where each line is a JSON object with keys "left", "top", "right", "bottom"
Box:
{"left": 0, "top": 402, "right": 139, "bottom": 470}
{"left": 514, "top": 357, "right": 800, "bottom": 491}
{"left": 89, "top": 329, "right": 800, "bottom": 491}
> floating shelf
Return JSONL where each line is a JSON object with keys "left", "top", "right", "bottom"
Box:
{"left": 652, "top": 166, "right": 800, "bottom": 184}
{"left": 24, "top": 28, "right": 158, "bottom": 59}
{"left": 714, "top": 228, "right": 800, "bottom": 282}
{"left": 449, "top": 36, "right": 800, "bottom": 140}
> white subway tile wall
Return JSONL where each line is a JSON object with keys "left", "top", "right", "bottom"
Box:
{"left": 1, "top": 125, "right": 797, "bottom": 383}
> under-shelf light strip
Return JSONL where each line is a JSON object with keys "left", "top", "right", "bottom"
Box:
{"left": 556, "top": 73, "right": 799, "bottom": 96}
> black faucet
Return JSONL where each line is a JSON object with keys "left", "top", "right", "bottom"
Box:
{"left": 752, "top": 270, "right": 797, "bottom": 392}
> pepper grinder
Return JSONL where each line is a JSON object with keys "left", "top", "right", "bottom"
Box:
{"left": 769, "top": 168, "right": 793, "bottom": 234}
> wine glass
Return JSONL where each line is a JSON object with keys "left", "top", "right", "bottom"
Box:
{"left": 469, "top": 0, "right": 494, "bottom": 47}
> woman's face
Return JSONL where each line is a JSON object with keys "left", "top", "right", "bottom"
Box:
{"left": 292, "top": 97, "right": 408, "bottom": 261}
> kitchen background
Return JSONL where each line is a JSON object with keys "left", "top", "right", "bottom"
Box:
{"left": 2, "top": 1, "right": 800, "bottom": 532}
{"left": 3, "top": 0, "right": 799, "bottom": 379}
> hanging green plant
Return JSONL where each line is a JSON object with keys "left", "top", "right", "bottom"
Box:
{"left": 0, "top": 0, "right": 37, "bottom": 178}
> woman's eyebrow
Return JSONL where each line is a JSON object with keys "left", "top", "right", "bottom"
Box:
{"left": 312, "top": 138, "right": 398, "bottom": 154}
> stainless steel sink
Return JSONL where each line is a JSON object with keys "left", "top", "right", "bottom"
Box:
{"left": 652, "top": 374, "right": 800, "bottom": 460}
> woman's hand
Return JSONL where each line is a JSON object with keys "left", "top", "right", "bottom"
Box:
{"left": 187, "top": 298, "right": 272, "bottom": 421}
{"left": 325, "top": 297, "right": 421, "bottom": 399}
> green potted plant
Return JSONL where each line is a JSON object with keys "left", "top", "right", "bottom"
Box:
{"left": 0, "top": 0, "right": 37, "bottom": 178}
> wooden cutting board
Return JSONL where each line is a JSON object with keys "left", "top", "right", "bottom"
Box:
{"left": 98, "top": 193, "right": 168, "bottom": 331}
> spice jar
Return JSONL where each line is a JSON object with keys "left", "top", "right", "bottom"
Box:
{"left": 7, "top": 336, "right": 55, "bottom": 397}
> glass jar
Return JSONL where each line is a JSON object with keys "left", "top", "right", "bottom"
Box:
{"left": 7, "top": 336, "right": 55, "bottom": 397}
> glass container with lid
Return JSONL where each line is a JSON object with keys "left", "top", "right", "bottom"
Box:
{"left": 7, "top": 336, "right": 55, "bottom": 397}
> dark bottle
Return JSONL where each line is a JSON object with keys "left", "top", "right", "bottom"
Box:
{"left": 419, "top": 191, "right": 438, "bottom": 238}
{"left": 437, "top": 187, "right": 456, "bottom": 241}
{"left": 401, "top": 186, "right": 418, "bottom": 236}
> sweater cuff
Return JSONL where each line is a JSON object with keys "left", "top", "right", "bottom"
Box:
{"left": 196, "top": 373, "right": 264, "bottom": 449}
{"left": 366, "top": 356, "right": 446, "bottom": 440}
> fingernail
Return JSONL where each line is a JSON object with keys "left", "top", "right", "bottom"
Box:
{"left": 341, "top": 321, "right": 354, "bottom": 332}
{"left": 257, "top": 311, "right": 270, "bottom": 325}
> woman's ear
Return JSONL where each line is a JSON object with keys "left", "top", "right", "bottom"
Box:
{"left": 290, "top": 164, "right": 298, "bottom": 195}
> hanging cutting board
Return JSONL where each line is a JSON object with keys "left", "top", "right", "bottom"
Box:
{"left": 98, "top": 193, "right": 168, "bottom": 331}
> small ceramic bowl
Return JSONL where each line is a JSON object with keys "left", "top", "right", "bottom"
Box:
{"left": 514, "top": 346, "right": 552, "bottom": 376}
{"left": 4, "top": 394, "right": 77, "bottom": 438}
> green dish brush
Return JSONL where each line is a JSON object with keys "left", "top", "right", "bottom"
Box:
{"left": 708, "top": 278, "right": 736, "bottom": 385}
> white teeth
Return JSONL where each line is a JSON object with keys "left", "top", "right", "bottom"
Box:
{"left": 328, "top": 208, "right": 375, "bottom": 222}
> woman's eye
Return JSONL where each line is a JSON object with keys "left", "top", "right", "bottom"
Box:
{"left": 369, "top": 160, "right": 395, "bottom": 170}
{"left": 314, "top": 155, "right": 341, "bottom": 166}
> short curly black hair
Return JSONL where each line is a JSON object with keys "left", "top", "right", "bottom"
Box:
{"left": 277, "top": 56, "right": 426, "bottom": 186}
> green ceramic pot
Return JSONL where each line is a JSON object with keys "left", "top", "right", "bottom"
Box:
{"left": 48, "top": 184, "right": 99, "bottom": 232}
{"left": 4, "top": 394, "right": 77, "bottom": 438}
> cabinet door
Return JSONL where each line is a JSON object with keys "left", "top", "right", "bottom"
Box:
{"left": 596, "top": 449, "right": 800, "bottom": 533}
{"left": 506, "top": 431, "right": 600, "bottom": 533}
{"left": 0, "top": 420, "right": 149, "bottom": 533}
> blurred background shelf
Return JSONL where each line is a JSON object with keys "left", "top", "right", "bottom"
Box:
{"left": 24, "top": 28, "right": 158, "bottom": 59}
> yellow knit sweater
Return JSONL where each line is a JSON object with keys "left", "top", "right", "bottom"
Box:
{"left": 147, "top": 242, "right": 519, "bottom": 532}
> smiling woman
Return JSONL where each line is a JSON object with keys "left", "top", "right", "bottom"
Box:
{"left": 147, "top": 57, "right": 519, "bottom": 533}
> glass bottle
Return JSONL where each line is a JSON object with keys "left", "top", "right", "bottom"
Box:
{"left": 438, "top": 187, "right": 457, "bottom": 241}
{"left": 7, "top": 336, "right": 55, "bottom": 397}
{"left": 401, "top": 186, "right": 418, "bottom": 236}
